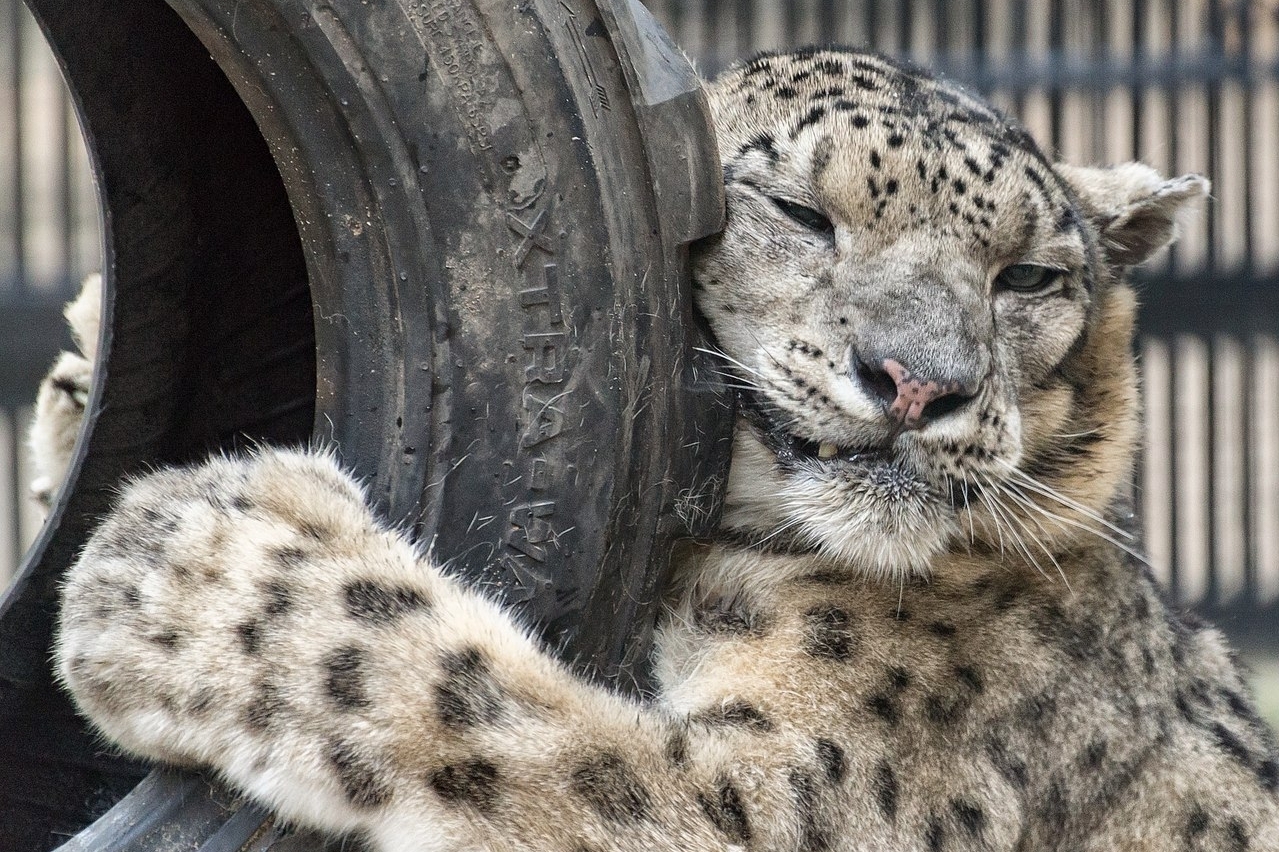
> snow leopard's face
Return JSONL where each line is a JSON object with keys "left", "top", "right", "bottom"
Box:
{"left": 693, "top": 49, "right": 1206, "bottom": 581}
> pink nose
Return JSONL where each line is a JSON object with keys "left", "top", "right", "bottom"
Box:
{"left": 880, "top": 358, "right": 971, "bottom": 429}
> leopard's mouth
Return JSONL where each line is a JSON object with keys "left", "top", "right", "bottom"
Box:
{"left": 738, "top": 391, "right": 894, "bottom": 470}
{"left": 739, "top": 390, "right": 982, "bottom": 510}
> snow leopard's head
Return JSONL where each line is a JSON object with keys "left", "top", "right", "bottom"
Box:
{"left": 693, "top": 48, "right": 1206, "bottom": 581}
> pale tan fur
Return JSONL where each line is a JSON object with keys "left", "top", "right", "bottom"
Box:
{"left": 41, "top": 50, "right": 1278, "bottom": 851}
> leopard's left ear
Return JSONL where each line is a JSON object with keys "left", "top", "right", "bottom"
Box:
{"left": 1055, "top": 162, "right": 1209, "bottom": 266}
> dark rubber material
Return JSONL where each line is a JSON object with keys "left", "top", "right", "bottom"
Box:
{"left": 0, "top": 0, "right": 729, "bottom": 848}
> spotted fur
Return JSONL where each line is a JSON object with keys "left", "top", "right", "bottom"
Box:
{"left": 43, "top": 49, "right": 1278, "bottom": 851}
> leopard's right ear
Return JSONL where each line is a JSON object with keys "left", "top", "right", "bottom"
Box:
{"left": 1055, "top": 162, "right": 1209, "bottom": 267}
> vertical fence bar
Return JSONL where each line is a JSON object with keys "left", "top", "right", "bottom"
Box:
{"left": 1255, "top": 335, "right": 1279, "bottom": 605}
{"left": 1131, "top": 0, "right": 1146, "bottom": 163}
{"left": 1047, "top": 0, "right": 1064, "bottom": 156}
{"left": 1174, "top": 335, "right": 1211, "bottom": 605}
{"left": 1213, "top": 335, "right": 1246, "bottom": 605}
{"left": 1142, "top": 337, "right": 1175, "bottom": 589}
{"left": 8, "top": 0, "right": 26, "bottom": 295}
{"left": 1236, "top": 0, "right": 1256, "bottom": 275}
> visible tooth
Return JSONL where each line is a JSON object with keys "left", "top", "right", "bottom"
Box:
{"left": 817, "top": 442, "right": 839, "bottom": 460}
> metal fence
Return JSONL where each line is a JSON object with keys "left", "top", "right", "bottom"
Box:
{"left": 3, "top": 0, "right": 1278, "bottom": 637}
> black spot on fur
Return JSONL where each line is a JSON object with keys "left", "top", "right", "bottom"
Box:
{"left": 236, "top": 620, "right": 262, "bottom": 655}
{"left": 1056, "top": 206, "right": 1080, "bottom": 234}
{"left": 1258, "top": 757, "right": 1279, "bottom": 791}
{"left": 141, "top": 506, "right": 179, "bottom": 533}
{"left": 925, "top": 668, "right": 983, "bottom": 726}
{"left": 695, "top": 700, "right": 774, "bottom": 732}
{"left": 815, "top": 738, "right": 847, "bottom": 784}
{"left": 344, "top": 579, "right": 429, "bottom": 625}
{"left": 801, "top": 569, "right": 852, "bottom": 585}
{"left": 297, "top": 520, "right": 333, "bottom": 542}
{"left": 1023, "top": 165, "right": 1048, "bottom": 189}
{"left": 1228, "top": 817, "right": 1251, "bottom": 851}
{"left": 665, "top": 729, "right": 689, "bottom": 768}
{"left": 873, "top": 760, "right": 898, "bottom": 821}
{"left": 328, "top": 739, "right": 392, "bottom": 808}
{"left": 954, "top": 665, "right": 985, "bottom": 693}
{"left": 925, "top": 814, "right": 946, "bottom": 851}
{"left": 803, "top": 605, "right": 856, "bottom": 660}
{"left": 1220, "top": 687, "right": 1251, "bottom": 719}
{"left": 693, "top": 594, "right": 767, "bottom": 635}
{"left": 869, "top": 149, "right": 882, "bottom": 169}
{"left": 429, "top": 759, "right": 500, "bottom": 811}
{"left": 888, "top": 666, "right": 912, "bottom": 690}
{"left": 435, "top": 646, "right": 504, "bottom": 728}
{"left": 1083, "top": 738, "right": 1108, "bottom": 768}
{"left": 188, "top": 687, "right": 216, "bottom": 716}
{"left": 698, "top": 778, "right": 751, "bottom": 843}
{"left": 1212, "top": 722, "right": 1255, "bottom": 767}
{"left": 324, "top": 646, "right": 370, "bottom": 710}
{"left": 1017, "top": 690, "right": 1058, "bottom": 725}
{"left": 985, "top": 735, "right": 1029, "bottom": 789}
{"left": 993, "top": 586, "right": 1020, "bottom": 611}
{"left": 148, "top": 628, "right": 183, "bottom": 650}
{"left": 571, "top": 753, "right": 651, "bottom": 823}
{"left": 271, "top": 545, "right": 307, "bottom": 570}
{"left": 740, "top": 132, "right": 779, "bottom": 162}
{"left": 866, "top": 692, "right": 899, "bottom": 725}
{"left": 1186, "top": 803, "right": 1210, "bottom": 837}
{"left": 263, "top": 580, "right": 293, "bottom": 616}
{"left": 792, "top": 105, "right": 828, "bottom": 137}
{"left": 245, "top": 679, "right": 282, "bottom": 730}
{"left": 928, "top": 621, "right": 957, "bottom": 638}
{"left": 790, "top": 771, "right": 832, "bottom": 851}
{"left": 776, "top": 85, "right": 798, "bottom": 99}
{"left": 1037, "top": 775, "right": 1070, "bottom": 834}
{"left": 951, "top": 799, "right": 986, "bottom": 837}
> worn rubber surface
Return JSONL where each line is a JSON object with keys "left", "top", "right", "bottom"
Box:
{"left": 0, "top": 0, "right": 729, "bottom": 848}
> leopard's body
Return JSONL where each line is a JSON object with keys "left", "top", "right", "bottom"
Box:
{"left": 42, "top": 49, "right": 1279, "bottom": 851}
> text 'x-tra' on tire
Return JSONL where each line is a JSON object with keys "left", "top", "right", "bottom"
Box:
{"left": 0, "top": 0, "right": 732, "bottom": 848}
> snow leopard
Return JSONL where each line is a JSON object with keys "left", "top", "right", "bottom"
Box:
{"left": 40, "top": 48, "right": 1279, "bottom": 851}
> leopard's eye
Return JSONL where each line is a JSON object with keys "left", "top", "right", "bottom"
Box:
{"left": 770, "top": 197, "right": 835, "bottom": 235}
{"left": 994, "top": 264, "right": 1066, "bottom": 294}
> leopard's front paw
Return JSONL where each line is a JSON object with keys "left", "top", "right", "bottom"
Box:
{"left": 29, "top": 351, "right": 94, "bottom": 506}
{"left": 55, "top": 448, "right": 514, "bottom": 838}
{"left": 55, "top": 448, "right": 390, "bottom": 767}
{"left": 29, "top": 273, "right": 101, "bottom": 507}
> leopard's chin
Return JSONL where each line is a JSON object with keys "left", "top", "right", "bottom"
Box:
{"left": 722, "top": 421, "right": 961, "bottom": 581}
{"left": 780, "top": 453, "right": 960, "bottom": 580}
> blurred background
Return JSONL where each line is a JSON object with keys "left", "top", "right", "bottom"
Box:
{"left": 2, "top": 0, "right": 1277, "bottom": 716}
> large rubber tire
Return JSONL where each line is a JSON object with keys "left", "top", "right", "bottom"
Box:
{"left": 0, "top": 0, "right": 730, "bottom": 848}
